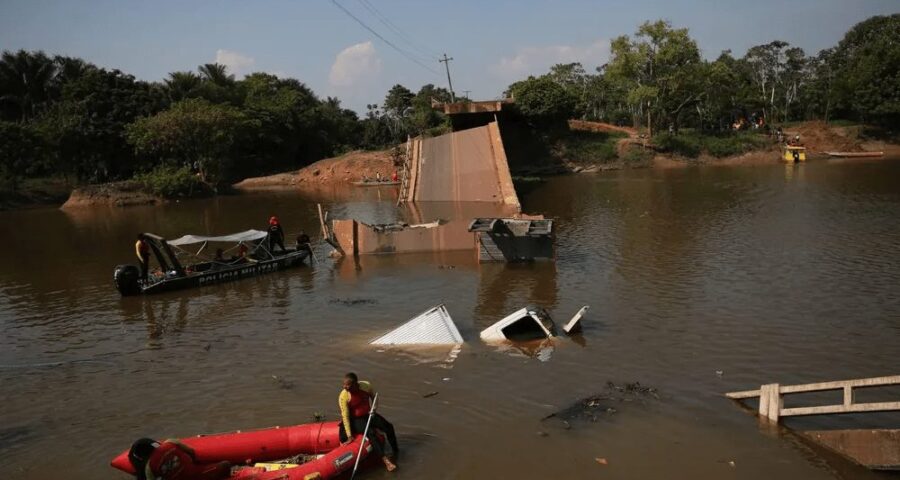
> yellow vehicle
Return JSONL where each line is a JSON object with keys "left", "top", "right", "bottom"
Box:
{"left": 783, "top": 145, "right": 806, "bottom": 163}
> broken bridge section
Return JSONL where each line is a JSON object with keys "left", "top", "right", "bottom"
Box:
{"left": 402, "top": 121, "right": 520, "bottom": 210}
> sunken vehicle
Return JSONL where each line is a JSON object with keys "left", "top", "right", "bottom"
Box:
{"left": 113, "top": 230, "right": 309, "bottom": 296}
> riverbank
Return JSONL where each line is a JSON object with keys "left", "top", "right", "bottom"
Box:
{"left": 5, "top": 121, "right": 896, "bottom": 209}
{"left": 234, "top": 149, "right": 395, "bottom": 190}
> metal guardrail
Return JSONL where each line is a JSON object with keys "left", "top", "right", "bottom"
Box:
{"left": 726, "top": 375, "right": 900, "bottom": 423}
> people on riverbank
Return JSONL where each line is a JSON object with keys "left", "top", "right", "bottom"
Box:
{"left": 339, "top": 372, "right": 399, "bottom": 472}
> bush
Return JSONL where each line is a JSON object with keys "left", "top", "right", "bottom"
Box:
{"left": 654, "top": 132, "right": 702, "bottom": 158}
{"left": 135, "top": 165, "right": 205, "bottom": 198}
{"left": 655, "top": 132, "right": 768, "bottom": 158}
{"left": 621, "top": 145, "right": 653, "bottom": 164}
{"left": 556, "top": 130, "right": 623, "bottom": 164}
{"left": 703, "top": 133, "right": 768, "bottom": 158}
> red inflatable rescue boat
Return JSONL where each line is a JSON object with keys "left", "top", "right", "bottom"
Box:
{"left": 110, "top": 422, "right": 377, "bottom": 480}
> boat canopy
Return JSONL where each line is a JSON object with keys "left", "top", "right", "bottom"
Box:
{"left": 168, "top": 229, "right": 269, "bottom": 246}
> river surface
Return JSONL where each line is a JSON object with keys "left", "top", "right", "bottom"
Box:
{"left": 2, "top": 157, "right": 899, "bottom": 480}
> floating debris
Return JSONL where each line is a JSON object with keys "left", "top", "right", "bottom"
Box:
{"left": 328, "top": 298, "right": 378, "bottom": 306}
{"left": 541, "top": 382, "right": 660, "bottom": 425}
{"left": 370, "top": 304, "right": 463, "bottom": 345}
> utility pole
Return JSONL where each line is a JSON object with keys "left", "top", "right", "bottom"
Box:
{"left": 462, "top": 90, "right": 471, "bottom": 100}
{"left": 439, "top": 53, "right": 456, "bottom": 102}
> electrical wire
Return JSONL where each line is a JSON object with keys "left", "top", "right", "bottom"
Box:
{"left": 356, "top": 0, "right": 441, "bottom": 61}
{"left": 330, "top": 0, "right": 441, "bottom": 76}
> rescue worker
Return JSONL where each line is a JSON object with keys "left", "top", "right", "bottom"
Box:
{"left": 135, "top": 234, "right": 151, "bottom": 282}
{"left": 295, "top": 231, "right": 312, "bottom": 255}
{"left": 127, "top": 437, "right": 230, "bottom": 480}
{"left": 267, "top": 216, "right": 285, "bottom": 253}
{"left": 339, "top": 373, "right": 399, "bottom": 472}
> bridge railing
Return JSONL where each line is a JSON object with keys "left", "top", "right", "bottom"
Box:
{"left": 726, "top": 375, "right": 900, "bottom": 423}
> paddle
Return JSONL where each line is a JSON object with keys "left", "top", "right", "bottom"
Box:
{"left": 350, "top": 393, "right": 378, "bottom": 480}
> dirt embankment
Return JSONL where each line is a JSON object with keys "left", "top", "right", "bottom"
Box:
{"left": 61, "top": 181, "right": 161, "bottom": 209}
{"left": 235, "top": 150, "right": 396, "bottom": 190}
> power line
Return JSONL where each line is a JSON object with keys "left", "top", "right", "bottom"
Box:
{"left": 330, "top": 0, "right": 441, "bottom": 76}
{"left": 356, "top": 0, "right": 440, "bottom": 61}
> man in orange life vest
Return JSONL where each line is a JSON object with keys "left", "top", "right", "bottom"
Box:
{"left": 339, "top": 372, "right": 399, "bottom": 472}
{"left": 127, "top": 437, "right": 230, "bottom": 480}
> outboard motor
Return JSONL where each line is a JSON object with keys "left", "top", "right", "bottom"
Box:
{"left": 114, "top": 265, "right": 141, "bottom": 296}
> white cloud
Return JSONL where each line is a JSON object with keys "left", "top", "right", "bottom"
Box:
{"left": 329, "top": 41, "right": 382, "bottom": 88}
{"left": 490, "top": 40, "right": 611, "bottom": 82}
{"left": 215, "top": 49, "right": 255, "bottom": 77}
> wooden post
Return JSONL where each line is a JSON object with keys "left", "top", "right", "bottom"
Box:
{"left": 759, "top": 383, "right": 781, "bottom": 423}
{"left": 844, "top": 385, "right": 854, "bottom": 407}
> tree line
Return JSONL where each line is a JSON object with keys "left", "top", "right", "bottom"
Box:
{"left": 0, "top": 52, "right": 451, "bottom": 191}
{"left": 507, "top": 15, "right": 899, "bottom": 135}
{"left": 1, "top": 14, "right": 897, "bottom": 192}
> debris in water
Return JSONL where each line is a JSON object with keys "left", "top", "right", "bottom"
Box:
{"left": 595, "top": 458, "right": 608, "bottom": 466}
{"left": 716, "top": 370, "right": 724, "bottom": 377}
{"left": 271, "top": 375, "right": 294, "bottom": 390}
{"left": 728, "top": 460, "right": 736, "bottom": 468}
{"left": 203, "top": 343, "right": 211, "bottom": 351}
{"left": 370, "top": 304, "right": 463, "bottom": 345}
{"left": 537, "top": 431, "right": 549, "bottom": 437}
{"left": 541, "top": 381, "right": 660, "bottom": 425}
{"left": 423, "top": 391, "right": 439, "bottom": 398}
{"left": 329, "top": 298, "right": 378, "bottom": 306}
{"left": 442, "top": 377, "right": 451, "bottom": 382}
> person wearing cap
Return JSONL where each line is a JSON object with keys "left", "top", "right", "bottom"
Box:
{"left": 267, "top": 216, "right": 286, "bottom": 253}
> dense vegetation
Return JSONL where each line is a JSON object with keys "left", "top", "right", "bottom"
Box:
{"left": 507, "top": 15, "right": 900, "bottom": 134}
{"left": 1, "top": 14, "right": 897, "bottom": 196}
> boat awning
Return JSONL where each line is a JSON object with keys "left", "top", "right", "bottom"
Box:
{"left": 168, "top": 229, "right": 269, "bottom": 246}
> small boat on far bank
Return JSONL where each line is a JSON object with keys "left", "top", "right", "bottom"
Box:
{"left": 114, "top": 230, "right": 309, "bottom": 296}
{"left": 825, "top": 151, "right": 884, "bottom": 158}
{"left": 353, "top": 180, "right": 400, "bottom": 187}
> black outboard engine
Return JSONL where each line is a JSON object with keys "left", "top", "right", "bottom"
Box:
{"left": 114, "top": 264, "right": 141, "bottom": 296}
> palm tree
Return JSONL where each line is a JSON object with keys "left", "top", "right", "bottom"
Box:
{"left": 53, "top": 55, "right": 92, "bottom": 87}
{"left": 164, "top": 71, "right": 202, "bottom": 102}
{"left": 197, "top": 63, "right": 234, "bottom": 86}
{"left": 0, "top": 49, "right": 59, "bottom": 120}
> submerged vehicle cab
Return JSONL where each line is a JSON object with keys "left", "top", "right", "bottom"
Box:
{"left": 114, "top": 230, "right": 309, "bottom": 296}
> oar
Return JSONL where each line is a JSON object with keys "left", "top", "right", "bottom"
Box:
{"left": 350, "top": 393, "right": 378, "bottom": 480}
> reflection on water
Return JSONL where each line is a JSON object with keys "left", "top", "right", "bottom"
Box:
{"left": 2, "top": 158, "right": 900, "bottom": 479}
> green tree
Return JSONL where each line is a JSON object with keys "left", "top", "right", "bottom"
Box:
{"left": 164, "top": 71, "right": 203, "bottom": 103}
{"left": 0, "top": 50, "right": 59, "bottom": 121}
{"left": 0, "top": 121, "right": 46, "bottom": 189}
{"left": 507, "top": 75, "right": 576, "bottom": 126}
{"left": 829, "top": 14, "right": 900, "bottom": 125}
{"left": 126, "top": 98, "right": 253, "bottom": 184}
{"left": 605, "top": 20, "right": 703, "bottom": 135}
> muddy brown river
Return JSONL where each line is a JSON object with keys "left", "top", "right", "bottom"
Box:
{"left": 2, "top": 157, "right": 899, "bottom": 479}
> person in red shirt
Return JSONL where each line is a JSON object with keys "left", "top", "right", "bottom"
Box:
{"left": 338, "top": 372, "right": 399, "bottom": 471}
{"left": 391, "top": 171, "right": 399, "bottom": 182}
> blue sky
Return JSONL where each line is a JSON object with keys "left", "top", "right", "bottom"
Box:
{"left": 1, "top": 0, "right": 897, "bottom": 113}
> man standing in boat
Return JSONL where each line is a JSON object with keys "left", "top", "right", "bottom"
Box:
{"left": 339, "top": 372, "right": 399, "bottom": 471}
{"left": 135, "top": 234, "right": 151, "bottom": 282}
{"left": 267, "top": 216, "right": 286, "bottom": 253}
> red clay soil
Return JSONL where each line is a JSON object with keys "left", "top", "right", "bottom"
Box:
{"left": 784, "top": 121, "right": 864, "bottom": 153}
{"left": 234, "top": 149, "right": 396, "bottom": 190}
{"left": 568, "top": 120, "right": 638, "bottom": 137}
{"left": 61, "top": 181, "right": 161, "bottom": 208}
